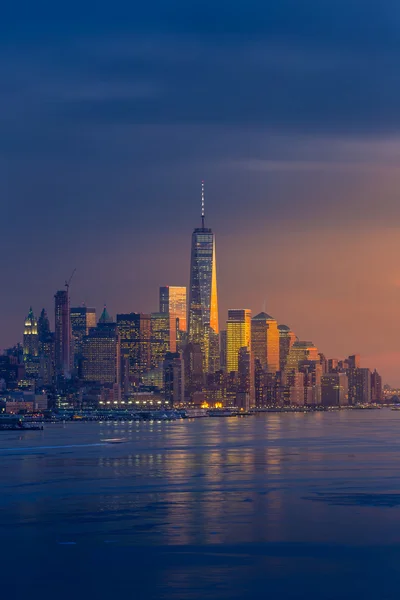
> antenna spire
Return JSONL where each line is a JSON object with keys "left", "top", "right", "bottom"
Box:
{"left": 201, "top": 180, "right": 205, "bottom": 228}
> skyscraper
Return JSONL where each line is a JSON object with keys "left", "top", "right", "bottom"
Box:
{"left": 251, "top": 312, "right": 280, "bottom": 374}
{"left": 116, "top": 312, "right": 151, "bottom": 382}
{"left": 23, "top": 307, "right": 39, "bottom": 378}
{"left": 150, "top": 312, "right": 176, "bottom": 368}
{"left": 71, "top": 306, "right": 96, "bottom": 361}
{"left": 321, "top": 372, "right": 349, "bottom": 407}
{"left": 38, "top": 308, "right": 54, "bottom": 386}
{"left": 226, "top": 309, "right": 252, "bottom": 373}
{"left": 188, "top": 182, "right": 219, "bottom": 373}
{"left": 278, "top": 324, "right": 297, "bottom": 372}
{"left": 159, "top": 286, "right": 187, "bottom": 333}
{"left": 54, "top": 290, "right": 71, "bottom": 378}
{"left": 82, "top": 319, "right": 120, "bottom": 385}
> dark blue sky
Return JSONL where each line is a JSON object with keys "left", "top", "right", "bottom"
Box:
{"left": 2, "top": 1, "right": 400, "bottom": 382}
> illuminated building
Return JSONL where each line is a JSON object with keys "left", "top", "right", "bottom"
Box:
{"left": 219, "top": 329, "right": 227, "bottom": 372}
{"left": 321, "top": 372, "right": 348, "bottom": 407}
{"left": 278, "top": 324, "right": 297, "bottom": 372}
{"left": 251, "top": 312, "right": 280, "bottom": 374}
{"left": 288, "top": 372, "right": 305, "bottom": 406}
{"left": 116, "top": 312, "right": 151, "bottom": 382}
{"left": 226, "top": 309, "right": 251, "bottom": 373}
{"left": 188, "top": 182, "right": 219, "bottom": 373}
{"left": 237, "top": 346, "right": 254, "bottom": 409}
{"left": 371, "top": 370, "right": 383, "bottom": 403}
{"left": 23, "top": 307, "right": 39, "bottom": 379}
{"left": 159, "top": 286, "right": 187, "bottom": 333}
{"left": 348, "top": 367, "right": 371, "bottom": 404}
{"left": 299, "top": 360, "right": 322, "bottom": 405}
{"left": 163, "top": 351, "right": 184, "bottom": 405}
{"left": 285, "top": 341, "right": 319, "bottom": 374}
{"left": 82, "top": 320, "right": 120, "bottom": 384}
{"left": 71, "top": 306, "right": 96, "bottom": 362}
{"left": 150, "top": 312, "right": 176, "bottom": 368}
{"left": 37, "top": 309, "right": 54, "bottom": 386}
{"left": 54, "top": 290, "right": 71, "bottom": 378}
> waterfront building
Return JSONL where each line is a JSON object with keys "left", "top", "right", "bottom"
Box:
{"left": 348, "top": 367, "right": 371, "bottom": 404}
{"left": 251, "top": 312, "right": 280, "bottom": 374}
{"left": 37, "top": 310, "right": 55, "bottom": 386}
{"left": 371, "top": 369, "right": 383, "bottom": 403}
{"left": 183, "top": 342, "right": 204, "bottom": 402}
{"left": 163, "top": 351, "right": 184, "bottom": 405}
{"left": 237, "top": 346, "right": 254, "bottom": 408}
{"left": 54, "top": 290, "right": 72, "bottom": 378}
{"left": 321, "top": 372, "right": 349, "bottom": 407}
{"left": 226, "top": 309, "right": 252, "bottom": 373}
{"left": 188, "top": 182, "right": 219, "bottom": 373}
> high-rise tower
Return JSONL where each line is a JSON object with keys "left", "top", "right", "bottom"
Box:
{"left": 54, "top": 290, "right": 71, "bottom": 378}
{"left": 188, "top": 182, "right": 219, "bottom": 373}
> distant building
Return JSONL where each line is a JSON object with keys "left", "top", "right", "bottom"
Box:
{"left": 187, "top": 184, "right": 219, "bottom": 373}
{"left": 159, "top": 286, "right": 187, "bottom": 333}
{"left": 251, "top": 312, "right": 280, "bottom": 374}
{"left": 371, "top": 370, "right": 383, "bottom": 403}
{"left": 82, "top": 320, "right": 120, "bottom": 385}
{"left": 321, "top": 372, "right": 348, "bottom": 407}
{"left": 278, "top": 325, "right": 297, "bottom": 372}
{"left": 237, "top": 346, "right": 254, "bottom": 408}
{"left": 183, "top": 342, "right": 204, "bottom": 401}
{"left": 150, "top": 312, "right": 176, "bottom": 368}
{"left": 23, "top": 307, "right": 39, "bottom": 379}
{"left": 71, "top": 306, "right": 96, "bottom": 362}
{"left": 54, "top": 290, "right": 72, "bottom": 378}
{"left": 348, "top": 367, "right": 371, "bottom": 404}
{"left": 219, "top": 330, "right": 227, "bottom": 372}
{"left": 116, "top": 312, "right": 151, "bottom": 382}
{"left": 226, "top": 309, "right": 251, "bottom": 373}
{"left": 285, "top": 341, "right": 319, "bottom": 374}
{"left": 163, "top": 351, "right": 184, "bottom": 405}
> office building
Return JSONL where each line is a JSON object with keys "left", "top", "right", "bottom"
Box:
{"left": 371, "top": 370, "right": 383, "bottom": 403}
{"left": 348, "top": 367, "right": 371, "bottom": 404}
{"left": 278, "top": 325, "right": 297, "bottom": 372}
{"left": 285, "top": 341, "right": 319, "bottom": 374}
{"left": 188, "top": 182, "right": 219, "bottom": 373}
{"left": 226, "top": 309, "right": 251, "bottom": 373}
{"left": 163, "top": 351, "right": 184, "bottom": 405}
{"left": 54, "top": 290, "right": 71, "bottom": 378}
{"left": 23, "top": 307, "right": 39, "bottom": 378}
{"left": 71, "top": 306, "right": 96, "bottom": 360}
{"left": 321, "top": 372, "right": 348, "bottom": 407}
{"left": 159, "top": 286, "right": 187, "bottom": 333}
{"left": 82, "top": 320, "right": 120, "bottom": 385}
{"left": 116, "top": 312, "right": 151, "bottom": 382}
{"left": 150, "top": 312, "right": 176, "bottom": 368}
{"left": 251, "top": 312, "right": 280, "bottom": 374}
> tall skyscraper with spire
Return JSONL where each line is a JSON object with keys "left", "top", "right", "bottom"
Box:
{"left": 188, "top": 182, "right": 219, "bottom": 373}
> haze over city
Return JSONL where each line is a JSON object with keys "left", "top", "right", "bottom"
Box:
{"left": 2, "top": 1, "right": 400, "bottom": 383}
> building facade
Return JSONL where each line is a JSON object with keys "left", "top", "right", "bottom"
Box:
{"left": 226, "top": 309, "right": 252, "bottom": 373}
{"left": 251, "top": 312, "right": 280, "bottom": 374}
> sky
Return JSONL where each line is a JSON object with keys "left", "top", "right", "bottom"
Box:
{"left": 2, "top": 1, "right": 400, "bottom": 383}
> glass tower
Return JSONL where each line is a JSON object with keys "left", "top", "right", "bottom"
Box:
{"left": 188, "top": 183, "right": 219, "bottom": 373}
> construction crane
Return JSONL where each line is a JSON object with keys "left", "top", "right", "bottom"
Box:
{"left": 65, "top": 268, "right": 76, "bottom": 293}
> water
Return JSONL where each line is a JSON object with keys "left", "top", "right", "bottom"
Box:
{"left": 2, "top": 411, "right": 400, "bottom": 599}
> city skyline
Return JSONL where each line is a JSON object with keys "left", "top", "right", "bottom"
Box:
{"left": 2, "top": 233, "right": 395, "bottom": 385}
{"left": 3, "top": 4, "right": 400, "bottom": 385}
